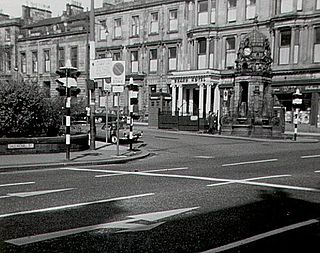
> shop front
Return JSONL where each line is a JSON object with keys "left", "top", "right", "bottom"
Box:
{"left": 272, "top": 83, "right": 320, "bottom": 126}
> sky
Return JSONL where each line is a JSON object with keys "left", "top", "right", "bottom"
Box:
{"left": 1, "top": 0, "right": 104, "bottom": 18}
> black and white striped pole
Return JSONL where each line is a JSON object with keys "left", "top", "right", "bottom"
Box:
{"left": 292, "top": 88, "right": 303, "bottom": 141}
{"left": 57, "top": 60, "right": 78, "bottom": 160}
{"left": 128, "top": 77, "right": 138, "bottom": 150}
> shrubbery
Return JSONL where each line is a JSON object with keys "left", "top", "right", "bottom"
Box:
{"left": 0, "top": 80, "right": 86, "bottom": 138}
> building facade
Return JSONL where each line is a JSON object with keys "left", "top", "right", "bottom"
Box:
{"left": 1, "top": 0, "right": 320, "bottom": 126}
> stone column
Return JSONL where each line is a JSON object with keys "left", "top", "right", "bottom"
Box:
{"left": 198, "top": 83, "right": 204, "bottom": 118}
{"left": 205, "top": 83, "right": 212, "bottom": 115}
{"left": 178, "top": 84, "right": 183, "bottom": 116}
{"left": 213, "top": 83, "right": 220, "bottom": 114}
{"left": 206, "top": 37, "right": 210, "bottom": 69}
{"left": 171, "top": 82, "right": 177, "bottom": 116}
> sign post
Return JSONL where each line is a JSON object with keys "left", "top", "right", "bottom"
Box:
{"left": 292, "top": 88, "right": 303, "bottom": 141}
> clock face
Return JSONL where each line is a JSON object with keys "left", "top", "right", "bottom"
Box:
{"left": 244, "top": 47, "right": 252, "bottom": 56}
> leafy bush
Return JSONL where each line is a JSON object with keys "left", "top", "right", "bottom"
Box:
{"left": 0, "top": 80, "right": 87, "bottom": 137}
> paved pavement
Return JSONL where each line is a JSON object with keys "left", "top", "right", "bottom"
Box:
{"left": 0, "top": 141, "right": 149, "bottom": 171}
{"left": 0, "top": 124, "right": 319, "bottom": 170}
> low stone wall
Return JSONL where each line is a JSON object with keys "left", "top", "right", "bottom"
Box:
{"left": 0, "top": 134, "right": 89, "bottom": 155}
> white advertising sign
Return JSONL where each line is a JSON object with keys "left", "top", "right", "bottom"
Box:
{"left": 90, "top": 58, "right": 112, "bottom": 79}
{"left": 111, "top": 61, "right": 125, "bottom": 85}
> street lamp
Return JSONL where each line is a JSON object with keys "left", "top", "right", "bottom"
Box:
{"left": 86, "top": 0, "right": 109, "bottom": 150}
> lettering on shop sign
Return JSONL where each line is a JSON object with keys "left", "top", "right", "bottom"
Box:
{"left": 8, "top": 143, "right": 35, "bottom": 149}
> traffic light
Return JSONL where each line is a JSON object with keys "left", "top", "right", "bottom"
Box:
{"left": 56, "top": 69, "right": 81, "bottom": 96}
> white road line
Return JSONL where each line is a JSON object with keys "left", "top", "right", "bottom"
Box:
{"left": 0, "top": 193, "right": 154, "bottom": 219}
{"left": 202, "top": 219, "right": 319, "bottom": 253}
{"left": 315, "top": 170, "right": 320, "bottom": 173}
{"left": 7, "top": 188, "right": 75, "bottom": 198}
{"left": 64, "top": 168, "right": 319, "bottom": 192}
{"left": 0, "top": 182, "right": 35, "bottom": 188}
{"left": 222, "top": 159, "right": 278, "bottom": 167}
{"left": 95, "top": 167, "right": 189, "bottom": 178}
{"left": 194, "top": 156, "right": 215, "bottom": 159}
{"left": 207, "top": 175, "right": 291, "bottom": 187}
{"left": 301, "top": 154, "right": 320, "bottom": 159}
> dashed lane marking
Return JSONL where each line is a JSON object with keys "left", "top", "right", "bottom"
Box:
{"left": 202, "top": 219, "right": 319, "bottom": 253}
{"left": 222, "top": 159, "right": 278, "bottom": 167}
{"left": 194, "top": 156, "right": 215, "bottom": 159}
{"left": 0, "top": 193, "right": 154, "bottom": 219}
{"left": 301, "top": 154, "right": 320, "bottom": 159}
{"left": 0, "top": 182, "right": 35, "bottom": 188}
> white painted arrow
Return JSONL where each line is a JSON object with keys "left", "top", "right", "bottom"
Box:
{"left": 6, "top": 206, "right": 200, "bottom": 246}
{"left": 127, "top": 206, "right": 199, "bottom": 222}
{"left": 6, "top": 188, "right": 75, "bottom": 198}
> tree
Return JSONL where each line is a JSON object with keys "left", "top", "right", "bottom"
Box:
{"left": 0, "top": 80, "right": 61, "bottom": 137}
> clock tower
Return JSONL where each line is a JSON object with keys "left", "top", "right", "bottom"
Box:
{"left": 220, "top": 25, "right": 284, "bottom": 138}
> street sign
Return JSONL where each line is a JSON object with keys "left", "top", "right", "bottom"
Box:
{"left": 90, "top": 58, "right": 112, "bottom": 79}
{"left": 111, "top": 61, "right": 125, "bottom": 85}
{"left": 112, "top": 85, "right": 124, "bottom": 93}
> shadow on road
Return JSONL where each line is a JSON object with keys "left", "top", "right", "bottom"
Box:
{"left": 1, "top": 191, "right": 319, "bottom": 253}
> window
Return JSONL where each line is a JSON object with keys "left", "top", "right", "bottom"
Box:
{"left": 198, "top": 0, "right": 208, "bottom": 26}
{"left": 131, "top": 16, "right": 140, "bottom": 36}
{"left": 99, "top": 20, "right": 107, "bottom": 40}
{"left": 317, "top": 0, "right": 320, "bottom": 10}
{"left": 113, "top": 52, "right": 121, "bottom": 61}
{"left": 71, "top": 46, "right": 78, "bottom": 68}
{"left": 4, "top": 51, "right": 11, "bottom": 72}
{"left": 246, "top": 0, "right": 256, "bottom": 20}
{"left": 314, "top": 27, "right": 320, "bottom": 62}
{"left": 293, "top": 30, "right": 300, "bottom": 64}
{"left": 149, "top": 48, "right": 158, "bottom": 72}
{"left": 297, "top": 0, "right": 302, "bottom": 11}
{"left": 44, "top": 50, "right": 50, "bottom": 72}
{"left": 131, "top": 51, "right": 139, "bottom": 73}
{"left": 280, "top": 0, "right": 293, "bottom": 13}
{"left": 211, "top": 0, "right": 216, "bottom": 24}
{"left": 5, "top": 28, "right": 10, "bottom": 41}
{"left": 227, "top": 0, "right": 237, "bottom": 22}
{"left": 226, "top": 37, "right": 236, "bottom": 68}
{"left": 168, "top": 47, "right": 177, "bottom": 71}
{"left": 20, "top": 52, "right": 27, "bottom": 73}
{"left": 209, "top": 38, "right": 214, "bottom": 68}
{"left": 169, "top": 10, "right": 178, "bottom": 31}
{"left": 150, "top": 12, "right": 159, "bottom": 34}
{"left": 32, "top": 51, "right": 38, "bottom": 73}
{"left": 279, "top": 29, "right": 291, "bottom": 64}
{"left": 58, "top": 47, "right": 65, "bottom": 68}
{"left": 43, "top": 81, "right": 51, "bottom": 98}
{"left": 114, "top": 18, "right": 122, "bottom": 38}
{"left": 198, "top": 39, "right": 207, "bottom": 69}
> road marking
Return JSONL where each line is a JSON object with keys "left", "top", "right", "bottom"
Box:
{"left": 0, "top": 193, "right": 154, "bottom": 219}
{"left": 207, "top": 175, "right": 291, "bottom": 187}
{"left": 301, "top": 154, "right": 320, "bottom": 159}
{"left": 1, "top": 188, "right": 74, "bottom": 198}
{"left": 0, "top": 182, "right": 35, "bottom": 188}
{"left": 6, "top": 206, "right": 199, "bottom": 246}
{"left": 194, "top": 156, "right": 215, "bottom": 159}
{"left": 315, "top": 170, "right": 320, "bottom": 173}
{"left": 202, "top": 219, "right": 319, "bottom": 253}
{"left": 64, "top": 168, "right": 319, "bottom": 192}
{"left": 95, "top": 167, "right": 189, "bottom": 178}
{"left": 222, "top": 159, "right": 278, "bottom": 167}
